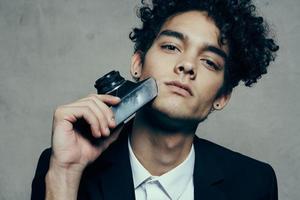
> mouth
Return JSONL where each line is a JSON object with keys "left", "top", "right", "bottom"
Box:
{"left": 165, "top": 81, "right": 193, "bottom": 97}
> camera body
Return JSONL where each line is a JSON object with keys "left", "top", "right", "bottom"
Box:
{"left": 94, "top": 70, "right": 158, "bottom": 126}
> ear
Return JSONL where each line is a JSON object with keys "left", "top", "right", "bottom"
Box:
{"left": 130, "top": 52, "right": 143, "bottom": 80}
{"left": 212, "top": 92, "right": 232, "bottom": 110}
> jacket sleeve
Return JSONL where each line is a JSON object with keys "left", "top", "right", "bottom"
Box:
{"left": 31, "top": 148, "right": 52, "bottom": 200}
{"left": 267, "top": 164, "right": 278, "bottom": 200}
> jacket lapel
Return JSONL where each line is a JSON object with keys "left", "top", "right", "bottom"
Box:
{"left": 98, "top": 122, "right": 136, "bottom": 200}
{"left": 193, "top": 137, "right": 228, "bottom": 200}
{"left": 94, "top": 122, "right": 228, "bottom": 200}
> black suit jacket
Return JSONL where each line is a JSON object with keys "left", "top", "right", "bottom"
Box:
{"left": 31, "top": 121, "right": 278, "bottom": 200}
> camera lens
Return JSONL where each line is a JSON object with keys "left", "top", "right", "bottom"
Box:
{"left": 94, "top": 70, "right": 126, "bottom": 94}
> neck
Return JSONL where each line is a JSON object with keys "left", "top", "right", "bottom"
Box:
{"left": 130, "top": 109, "right": 197, "bottom": 176}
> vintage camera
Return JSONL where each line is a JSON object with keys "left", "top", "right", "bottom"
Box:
{"left": 74, "top": 70, "right": 157, "bottom": 144}
{"left": 94, "top": 70, "right": 158, "bottom": 126}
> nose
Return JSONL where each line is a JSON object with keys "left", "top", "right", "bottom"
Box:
{"left": 174, "top": 61, "right": 196, "bottom": 80}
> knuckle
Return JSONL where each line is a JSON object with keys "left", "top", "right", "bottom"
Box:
{"left": 108, "top": 108, "right": 114, "bottom": 116}
{"left": 98, "top": 114, "right": 106, "bottom": 123}
{"left": 87, "top": 96, "right": 103, "bottom": 107}
{"left": 90, "top": 96, "right": 99, "bottom": 105}
{"left": 91, "top": 123, "right": 100, "bottom": 130}
{"left": 54, "top": 106, "right": 64, "bottom": 116}
{"left": 83, "top": 107, "right": 93, "bottom": 116}
{"left": 85, "top": 106, "right": 93, "bottom": 113}
{"left": 84, "top": 98, "right": 94, "bottom": 106}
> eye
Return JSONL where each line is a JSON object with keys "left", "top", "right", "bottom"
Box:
{"left": 161, "top": 44, "right": 181, "bottom": 52}
{"left": 200, "top": 59, "right": 220, "bottom": 70}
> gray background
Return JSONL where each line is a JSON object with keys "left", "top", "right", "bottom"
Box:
{"left": 0, "top": 0, "right": 299, "bottom": 199}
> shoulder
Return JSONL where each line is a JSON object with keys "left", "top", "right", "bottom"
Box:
{"left": 31, "top": 148, "right": 52, "bottom": 200}
{"left": 194, "top": 136, "right": 277, "bottom": 187}
{"left": 193, "top": 137, "right": 278, "bottom": 199}
{"left": 194, "top": 136, "right": 273, "bottom": 169}
{"left": 33, "top": 148, "right": 52, "bottom": 177}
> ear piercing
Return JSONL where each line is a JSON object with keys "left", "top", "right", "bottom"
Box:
{"left": 133, "top": 72, "right": 140, "bottom": 80}
{"left": 211, "top": 103, "right": 220, "bottom": 112}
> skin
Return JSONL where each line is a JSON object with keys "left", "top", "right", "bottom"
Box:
{"left": 130, "top": 11, "right": 231, "bottom": 175}
{"left": 45, "top": 10, "right": 231, "bottom": 200}
{"left": 46, "top": 95, "right": 123, "bottom": 200}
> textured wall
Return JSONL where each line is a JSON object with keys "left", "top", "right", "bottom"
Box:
{"left": 0, "top": 0, "right": 299, "bottom": 199}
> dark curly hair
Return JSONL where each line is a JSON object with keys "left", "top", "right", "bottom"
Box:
{"left": 129, "top": 0, "right": 279, "bottom": 97}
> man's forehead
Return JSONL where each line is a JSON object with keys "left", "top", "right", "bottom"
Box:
{"left": 157, "top": 11, "right": 229, "bottom": 54}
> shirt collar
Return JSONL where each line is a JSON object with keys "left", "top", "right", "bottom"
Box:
{"left": 128, "top": 136, "right": 195, "bottom": 200}
{"left": 128, "top": 137, "right": 153, "bottom": 189}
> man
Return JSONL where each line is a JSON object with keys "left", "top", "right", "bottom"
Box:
{"left": 32, "top": 0, "right": 279, "bottom": 199}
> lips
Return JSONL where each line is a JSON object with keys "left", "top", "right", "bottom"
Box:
{"left": 165, "top": 81, "right": 193, "bottom": 96}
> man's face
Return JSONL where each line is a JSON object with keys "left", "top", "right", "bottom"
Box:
{"left": 133, "top": 11, "right": 230, "bottom": 124}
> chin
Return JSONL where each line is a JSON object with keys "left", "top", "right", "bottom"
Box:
{"left": 145, "top": 97, "right": 205, "bottom": 128}
{"left": 140, "top": 105, "right": 200, "bottom": 133}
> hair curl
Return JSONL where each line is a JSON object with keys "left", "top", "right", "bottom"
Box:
{"left": 129, "top": 0, "right": 279, "bottom": 96}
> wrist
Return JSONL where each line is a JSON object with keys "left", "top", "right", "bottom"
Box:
{"left": 49, "top": 153, "right": 87, "bottom": 172}
{"left": 45, "top": 158, "right": 85, "bottom": 200}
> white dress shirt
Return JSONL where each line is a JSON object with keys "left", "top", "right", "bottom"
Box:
{"left": 128, "top": 137, "right": 195, "bottom": 200}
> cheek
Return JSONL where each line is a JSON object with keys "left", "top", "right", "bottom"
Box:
{"left": 193, "top": 74, "right": 224, "bottom": 106}
{"left": 204, "top": 81, "right": 223, "bottom": 99}
{"left": 199, "top": 69, "right": 224, "bottom": 95}
{"left": 140, "top": 51, "right": 156, "bottom": 77}
{"left": 141, "top": 52, "right": 168, "bottom": 79}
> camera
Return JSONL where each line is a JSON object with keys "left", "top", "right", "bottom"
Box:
{"left": 94, "top": 70, "right": 158, "bottom": 126}
{"left": 73, "top": 70, "right": 157, "bottom": 144}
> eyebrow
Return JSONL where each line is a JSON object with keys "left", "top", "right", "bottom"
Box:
{"left": 157, "top": 29, "right": 228, "bottom": 60}
{"left": 203, "top": 44, "right": 228, "bottom": 60}
{"left": 157, "top": 30, "right": 185, "bottom": 41}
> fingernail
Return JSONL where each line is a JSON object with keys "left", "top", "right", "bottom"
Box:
{"left": 105, "top": 127, "right": 110, "bottom": 135}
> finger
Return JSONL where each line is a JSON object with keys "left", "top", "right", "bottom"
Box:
{"left": 98, "top": 124, "right": 124, "bottom": 151}
{"left": 86, "top": 124, "right": 124, "bottom": 161}
{"left": 86, "top": 94, "right": 121, "bottom": 106}
{"left": 78, "top": 96, "right": 116, "bottom": 128}
{"left": 56, "top": 106, "right": 101, "bottom": 138}
{"left": 68, "top": 101, "right": 111, "bottom": 136}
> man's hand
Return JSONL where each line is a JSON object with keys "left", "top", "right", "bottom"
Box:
{"left": 45, "top": 94, "right": 123, "bottom": 200}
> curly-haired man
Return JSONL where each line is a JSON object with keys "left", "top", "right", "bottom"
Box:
{"left": 32, "top": 0, "right": 279, "bottom": 199}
